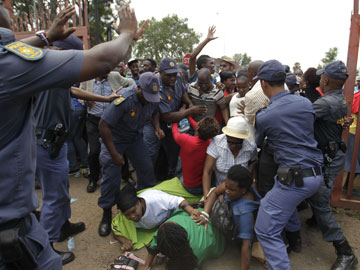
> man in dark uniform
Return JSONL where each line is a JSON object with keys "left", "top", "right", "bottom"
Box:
{"left": 254, "top": 60, "right": 324, "bottom": 270}
{"left": 97, "top": 72, "right": 164, "bottom": 237}
{"left": 0, "top": 3, "right": 138, "bottom": 269}
{"left": 308, "top": 61, "right": 358, "bottom": 270}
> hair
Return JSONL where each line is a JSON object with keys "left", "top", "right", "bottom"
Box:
{"left": 283, "top": 65, "right": 290, "bottom": 73}
{"left": 146, "top": 58, "right": 157, "bottom": 68}
{"left": 157, "top": 223, "right": 197, "bottom": 270}
{"left": 196, "top": 55, "right": 211, "bottom": 70}
{"left": 236, "top": 74, "right": 248, "bottom": 82}
{"left": 220, "top": 70, "right": 235, "bottom": 83}
{"left": 264, "top": 80, "right": 285, "bottom": 87}
{"left": 178, "top": 63, "right": 190, "bottom": 82}
{"left": 116, "top": 184, "right": 139, "bottom": 212}
{"left": 303, "top": 67, "right": 320, "bottom": 89}
{"left": 197, "top": 117, "right": 219, "bottom": 140}
{"left": 227, "top": 165, "right": 252, "bottom": 190}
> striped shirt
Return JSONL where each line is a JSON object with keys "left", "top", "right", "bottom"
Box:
{"left": 88, "top": 79, "right": 113, "bottom": 117}
{"left": 207, "top": 134, "right": 257, "bottom": 186}
{"left": 188, "top": 82, "right": 225, "bottom": 122}
{"left": 244, "top": 80, "right": 269, "bottom": 125}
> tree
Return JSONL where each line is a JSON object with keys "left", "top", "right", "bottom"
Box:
{"left": 293, "top": 62, "right": 302, "bottom": 73}
{"left": 133, "top": 15, "right": 200, "bottom": 63}
{"left": 233, "top": 53, "right": 252, "bottom": 66}
{"left": 318, "top": 47, "right": 338, "bottom": 69}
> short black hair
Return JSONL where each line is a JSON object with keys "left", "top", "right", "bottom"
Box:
{"left": 227, "top": 165, "right": 252, "bottom": 190}
{"left": 220, "top": 70, "right": 235, "bottom": 83}
{"left": 116, "top": 184, "right": 139, "bottom": 212}
{"left": 196, "top": 55, "right": 211, "bottom": 70}
{"left": 262, "top": 80, "right": 285, "bottom": 87}
{"left": 146, "top": 58, "right": 157, "bottom": 68}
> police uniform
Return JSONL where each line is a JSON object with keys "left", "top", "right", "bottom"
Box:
{"left": 0, "top": 27, "right": 83, "bottom": 269}
{"left": 308, "top": 61, "right": 358, "bottom": 269}
{"left": 253, "top": 60, "right": 324, "bottom": 270}
{"left": 98, "top": 85, "right": 158, "bottom": 210}
{"left": 143, "top": 58, "right": 185, "bottom": 178}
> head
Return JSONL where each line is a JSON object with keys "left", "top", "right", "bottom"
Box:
{"left": 197, "top": 68, "right": 213, "bottom": 93}
{"left": 220, "top": 70, "right": 236, "bottom": 92}
{"left": 143, "top": 58, "right": 157, "bottom": 73}
{"left": 0, "top": 4, "right": 11, "bottom": 29}
{"left": 157, "top": 222, "right": 197, "bottom": 270}
{"left": 116, "top": 61, "right": 126, "bottom": 75}
{"left": 128, "top": 59, "right": 139, "bottom": 78}
{"left": 225, "top": 165, "right": 253, "bottom": 201}
{"left": 254, "top": 60, "right": 286, "bottom": 98}
{"left": 222, "top": 116, "right": 250, "bottom": 152}
{"left": 159, "top": 57, "right": 179, "bottom": 88}
{"left": 302, "top": 67, "right": 320, "bottom": 89}
{"left": 285, "top": 73, "right": 299, "bottom": 91}
{"left": 178, "top": 63, "right": 190, "bottom": 85}
{"left": 196, "top": 117, "right": 219, "bottom": 140}
{"left": 316, "top": 61, "right": 348, "bottom": 93}
{"left": 197, "top": 55, "right": 215, "bottom": 74}
{"left": 236, "top": 74, "right": 249, "bottom": 97}
{"left": 294, "top": 69, "right": 303, "bottom": 77}
{"left": 117, "top": 185, "right": 143, "bottom": 222}
{"left": 137, "top": 72, "right": 160, "bottom": 105}
{"left": 283, "top": 65, "right": 290, "bottom": 73}
{"left": 53, "top": 34, "right": 83, "bottom": 50}
{"left": 247, "top": 60, "right": 264, "bottom": 85}
{"left": 356, "top": 76, "right": 360, "bottom": 88}
{"left": 220, "top": 56, "right": 236, "bottom": 71}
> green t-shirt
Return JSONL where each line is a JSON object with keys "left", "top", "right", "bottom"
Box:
{"left": 149, "top": 209, "right": 225, "bottom": 266}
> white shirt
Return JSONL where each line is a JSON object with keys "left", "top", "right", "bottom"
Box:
{"left": 207, "top": 134, "right": 257, "bottom": 186}
{"left": 135, "top": 190, "right": 184, "bottom": 229}
{"left": 229, "top": 94, "right": 245, "bottom": 117}
{"left": 244, "top": 80, "right": 269, "bottom": 125}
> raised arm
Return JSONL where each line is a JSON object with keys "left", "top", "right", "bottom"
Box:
{"left": 160, "top": 105, "right": 207, "bottom": 124}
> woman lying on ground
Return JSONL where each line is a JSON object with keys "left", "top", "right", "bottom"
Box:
{"left": 114, "top": 184, "right": 201, "bottom": 251}
{"left": 195, "top": 164, "right": 261, "bottom": 270}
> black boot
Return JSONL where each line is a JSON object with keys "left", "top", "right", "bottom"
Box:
{"left": 58, "top": 220, "right": 86, "bottom": 242}
{"left": 87, "top": 181, "right": 97, "bottom": 193}
{"left": 286, "top": 230, "right": 302, "bottom": 253}
{"left": 98, "top": 208, "right": 112, "bottom": 237}
{"left": 332, "top": 239, "right": 358, "bottom": 270}
{"left": 306, "top": 214, "right": 317, "bottom": 227}
{"left": 51, "top": 243, "right": 75, "bottom": 265}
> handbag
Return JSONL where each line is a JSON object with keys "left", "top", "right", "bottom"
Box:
{"left": 210, "top": 194, "right": 237, "bottom": 238}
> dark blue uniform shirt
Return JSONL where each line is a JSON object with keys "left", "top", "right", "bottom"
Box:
{"left": 158, "top": 75, "right": 184, "bottom": 115}
{"left": 255, "top": 90, "right": 323, "bottom": 168}
{"left": 101, "top": 86, "right": 159, "bottom": 144}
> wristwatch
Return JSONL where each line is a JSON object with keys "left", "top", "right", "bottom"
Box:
{"left": 35, "top": 30, "right": 51, "bottom": 46}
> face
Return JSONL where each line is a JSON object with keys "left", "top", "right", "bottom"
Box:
{"left": 223, "top": 77, "right": 236, "bottom": 91}
{"left": 160, "top": 71, "right": 177, "bottom": 87}
{"left": 204, "top": 58, "right": 215, "bottom": 74}
{"left": 224, "top": 178, "right": 245, "bottom": 201}
{"left": 356, "top": 80, "right": 360, "bottom": 88}
{"left": 124, "top": 201, "right": 142, "bottom": 222}
{"left": 236, "top": 79, "right": 249, "bottom": 97}
{"left": 226, "top": 135, "right": 243, "bottom": 152}
{"left": 143, "top": 60, "right": 154, "bottom": 72}
{"left": 220, "top": 61, "right": 232, "bottom": 71}
{"left": 129, "top": 62, "right": 139, "bottom": 77}
{"left": 319, "top": 74, "right": 327, "bottom": 91}
{"left": 117, "top": 62, "right": 125, "bottom": 73}
{"left": 136, "top": 85, "right": 149, "bottom": 105}
{"left": 198, "top": 76, "right": 213, "bottom": 93}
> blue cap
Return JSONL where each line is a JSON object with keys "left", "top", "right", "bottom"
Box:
{"left": 159, "top": 57, "right": 178, "bottom": 74}
{"left": 285, "top": 73, "right": 298, "bottom": 88}
{"left": 316, "top": 61, "right": 349, "bottom": 81}
{"left": 53, "top": 34, "right": 83, "bottom": 50}
{"left": 253, "top": 60, "right": 286, "bottom": 82}
{"left": 139, "top": 72, "right": 160, "bottom": 103}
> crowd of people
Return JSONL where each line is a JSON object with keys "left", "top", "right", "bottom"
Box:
{"left": 0, "top": 1, "right": 359, "bottom": 270}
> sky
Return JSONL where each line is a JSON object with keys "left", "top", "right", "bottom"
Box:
{"left": 129, "top": 0, "right": 355, "bottom": 71}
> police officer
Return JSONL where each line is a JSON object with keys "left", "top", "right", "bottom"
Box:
{"left": 142, "top": 57, "right": 207, "bottom": 179}
{"left": 307, "top": 61, "right": 358, "bottom": 270}
{"left": 97, "top": 72, "right": 164, "bottom": 237}
{"left": 254, "top": 60, "right": 324, "bottom": 270}
{"left": 0, "top": 3, "right": 138, "bottom": 269}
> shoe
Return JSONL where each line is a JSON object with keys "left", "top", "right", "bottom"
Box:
{"left": 306, "top": 215, "right": 317, "bottom": 227}
{"left": 87, "top": 181, "right": 97, "bottom": 193}
{"left": 51, "top": 244, "right": 75, "bottom": 265}
{"left": 332, "top": 239, "right": 358, "bottom": 270}
{"left": 296, "top": 200, "right": 308, "bottom": 212}
{"left": 98, "top": 208, "right": 112, "bottom": 237}
{"left": 80, "top": 167, "right": 90, "bottom": 178}
{"left": 286, "top": 230, "right": 302, "bottom": 253}
{"left": 68, "top": 169, "right": 80, "bottom": 177}
{"left": 58, "top": 220, "right": 86, "bottom": 242}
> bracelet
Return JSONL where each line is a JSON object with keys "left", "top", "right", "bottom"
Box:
{"left": 200, "top": 214, "right": 209, "bottom": 222}
{"left": 36, "top": 30, "right": 51, "bottom": 46}
{"left": 181, "top": 202, "right": 190, "bottom": 209}
{"left": 201, "top": 211, "right": 209, "bottom": 218}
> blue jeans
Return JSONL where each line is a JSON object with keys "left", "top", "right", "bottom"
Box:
{"left": 67, "top": 108, "right": 88, "bottom": 171}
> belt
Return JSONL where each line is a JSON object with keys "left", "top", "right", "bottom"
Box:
{"left": 0, "top": 215, "right": 31, "bottom": 235}
{"left": 88, "top": 114, "right": 101, "bottom": 120}
{"left": 302, "top": 167, "right": 322, "bottom": 178}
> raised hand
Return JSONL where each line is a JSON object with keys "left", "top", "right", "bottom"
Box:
{"left": 206, "top": 25, "right": 218, "bottom": 41}
{"left": 117, "top": 1, "right": 138, "bottom": 37}
{"left": 47, "top": 6, "right": 76, "bottom": 43}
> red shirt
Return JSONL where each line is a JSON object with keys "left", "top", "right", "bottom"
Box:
{"left": 172, "top": 117, "right": 211, "bottom": 187}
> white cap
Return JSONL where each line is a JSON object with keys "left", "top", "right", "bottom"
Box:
{"left": 222, "top": 116, "right": 250, "bottom": 139}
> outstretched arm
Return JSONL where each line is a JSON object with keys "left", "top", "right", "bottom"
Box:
{"left": 189, "top": 26, "right": 218, "bottom": 78}
{"left": 71, "top": 87, "right": 120, "bottom": 102}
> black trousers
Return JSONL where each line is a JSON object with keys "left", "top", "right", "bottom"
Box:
{"left": 86, "top": 114, "right": 101, "bottom": 184}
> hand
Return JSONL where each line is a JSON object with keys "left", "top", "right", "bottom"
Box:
{"left": 106, "top": 91, "right": 121, "bottom": 102}
{"left": 190, "top": 105, "right": 207, "bottom": 115}
{"left": 179, "top": 104, "right": 186, "bottom": 112}
{"left": 120, "top": 239, "right": 134, "bottom": 251}
{"left": 155, "top": 129, "right": 165, "bottom": 140}
{"left": 87, "top": 100, "right": 96, "bottom": 107}
{"left": 343, "top": 116, "right": 354, "bottom": 128}
{"left": 216, "top": 82, "right": 225, "bottom": 91}
{"left": 237, "top": 100, "right": 245, "bottom": 115}
{"left": 193, "top": 215, "right": 208, "bottom": 231}
{"left": 111, "top": 152, "right": 125, "bottom": 166}
{"left": 134, "top": 19, "right": 150, "bottom": 41}
{"left": 117, "top": 2, "right": 138, "bottom": 37}
{"left": 206, "top": 25, "right": 218, "bottom": 41}
{"left": 115, "top": 86, "right": 123, "bottom": 94}
{"left": 190, "top": 209, "right": 201, "bottom": 220}
{"left": 47, "top": 6, "right": 76, "bottom": 43}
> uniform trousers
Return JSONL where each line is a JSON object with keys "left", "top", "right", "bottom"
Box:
{"left": 36, "top": 144, "right": 71, "bottom": 242}
{"left": 87, "top": 114, "right": 102, "bottom": 184}
{"left": 308, "top": 150, "right": 346, "bottom": 242}
{"left": 0, "top": 214, "right": 61, "bottom": 270}
{"left": 98, "top": 137, "right": 156, "bottom": 209}
{"left": 255, "top": 173, "right": 323, "bottom": 270}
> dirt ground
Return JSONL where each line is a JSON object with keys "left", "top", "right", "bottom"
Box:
{"left": 38, "top": 176, "right": 360, "bottom": 270}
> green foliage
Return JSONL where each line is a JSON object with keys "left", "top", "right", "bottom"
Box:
{"left": 293, "top": 62, "right": 302, "bottom": 73}
{"left": 133, "top": 15, "right": 200, "bottom": 63}
{"left": 233, "top": 53, "right": 252, "bottom": 66}
{"left": 318, "top": 47, "right": 338, "bottom": 69}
